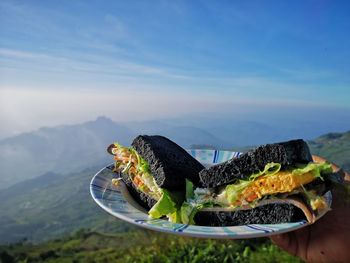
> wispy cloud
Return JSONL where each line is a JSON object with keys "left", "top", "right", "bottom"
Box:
{"left": 0, "top": 48, "right": 165, "bottom": 76}
{"left": 1, "top": 46, "right": 349, "bottom": 109}
{"left": 0, "top": 48, "right": 51, "bottom": 59}
{"left": 0, "top": 1, "right": 136, "bottom": 58}
{"left": 278, "top": 67, "right": 336, "bottom": 80}
{"left": 0, "top": 1, "right": 69, "bottom": 38}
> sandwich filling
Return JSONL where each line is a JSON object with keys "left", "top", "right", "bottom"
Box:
{"left": 109, "top": 141, "right": 333, "bottom": 225}
{"left": 109, "top": 143, "right": 181, "bottom": 221}
{"left": 110, "top": 143, "right": 162, "bottom": 200}
{"left": 181, "top": 162, "right": 333, "bottom": 224}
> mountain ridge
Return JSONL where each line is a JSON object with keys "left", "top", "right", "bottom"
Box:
{"left": 0, "top": 116, "right": 226, "bottom": 189}
{"left": 1, "top": 116, "right": 349, "bottom": 190}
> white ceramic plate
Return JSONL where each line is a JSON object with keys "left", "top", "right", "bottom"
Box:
{"left": 90, "top": 149, "right": 331, "bottom": 239}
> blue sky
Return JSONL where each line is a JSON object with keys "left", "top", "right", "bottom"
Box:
{"left": 0, "top": 0, "right": 349, "bottom": 138}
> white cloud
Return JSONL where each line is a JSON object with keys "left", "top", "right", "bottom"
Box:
{"left": 0, "top": 48, "right": 43, "bottom": 59}
{"left": 0, "top": 47, "right": 168, "bottom": 76}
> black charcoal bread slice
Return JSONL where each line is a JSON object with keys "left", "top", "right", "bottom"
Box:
{"left": 121, "top": 172, "right": 157, "bottom": 210}
{"left": 199, "top": 139, "right": 313, "bottom": 188}
{"left": 194, "top": 203, "right": 306, "bottom": 226}
{"left": 132, "top": 135, "right": 204, "bottom": 190}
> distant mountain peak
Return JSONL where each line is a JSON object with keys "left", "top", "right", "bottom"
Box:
{"left": 95, "top": 116, "right": 113, "bottom": 123}
{"left": 84, "top": 116, "right": 116, "bottom": 128}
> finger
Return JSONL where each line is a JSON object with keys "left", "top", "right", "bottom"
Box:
{"left": 270, "top": 233, "right": 292, "bottom": 252}
{"left": 270, "top": 232, "right": 300, "bottom": 258}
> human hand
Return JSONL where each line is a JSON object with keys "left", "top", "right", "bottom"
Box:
{"left": 271, "top": 172, "right": 350, "bottom": 263}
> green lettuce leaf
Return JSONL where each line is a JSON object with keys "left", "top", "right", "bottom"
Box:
{"left": 181, "top": 180, "right": 215, "bottom": 224}
{"left": 249, "top": 162, "right": 281, "bottom": 181}
{"left": 148, "top": 189, "right": 177, "bottom": 219}
{"left": 185, "top": 179, "right": 194, "bottom": 200}
{"left": 179, "top": 179, "right": 197, "bottom": 224}
{"left": 167, "top": 210, "right": 182, "bottom": 223}
{"left": 223, "top": 180, "right": 252, "bottom": 204}
{"left": 180, "top": 202, "right": 214, "bottom": 225}
{"left": 180, "top": 202, "right": 198, "bottom": 225}
{"left": 292, "top": 162, "right": 333, "bottom": 180}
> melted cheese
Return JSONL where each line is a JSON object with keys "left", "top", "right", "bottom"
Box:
{"left": 240, "top": 171, "right": 316, "bottom": 202}
{"left": 310, "top": 197, "right": 327, "bottom": 210}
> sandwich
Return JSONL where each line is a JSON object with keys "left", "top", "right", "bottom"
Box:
{"left": 180, "top": 139, "right": 336, "bottom": 226}
{"left": 107, "top": 135, "right": 204, "bottom": 222}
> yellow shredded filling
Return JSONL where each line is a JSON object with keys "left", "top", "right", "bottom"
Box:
{"left": 240, "top": 171, "right": 316, "bottom": 202}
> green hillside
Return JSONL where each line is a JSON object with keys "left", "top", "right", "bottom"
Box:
{"left": 0, "top": 229, "right": 301, "bottom": 263}
{"left": 308, "top": 130, "right": 350, "bottom": 172}
{"left": 0, "top": 168, "right": 134, "bottom": 244}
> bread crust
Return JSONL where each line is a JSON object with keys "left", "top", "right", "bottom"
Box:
{"left": 194, "top": 203, "right": 306, "bottom": 226}
{"left": 132, "top": 135, "right": 204, "bottom": 190}
{"left": 199, "top": 139, "right": 313, "bottom": 188}
{"left": 121, "top": 172, "right": 157, "bottom": 210}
